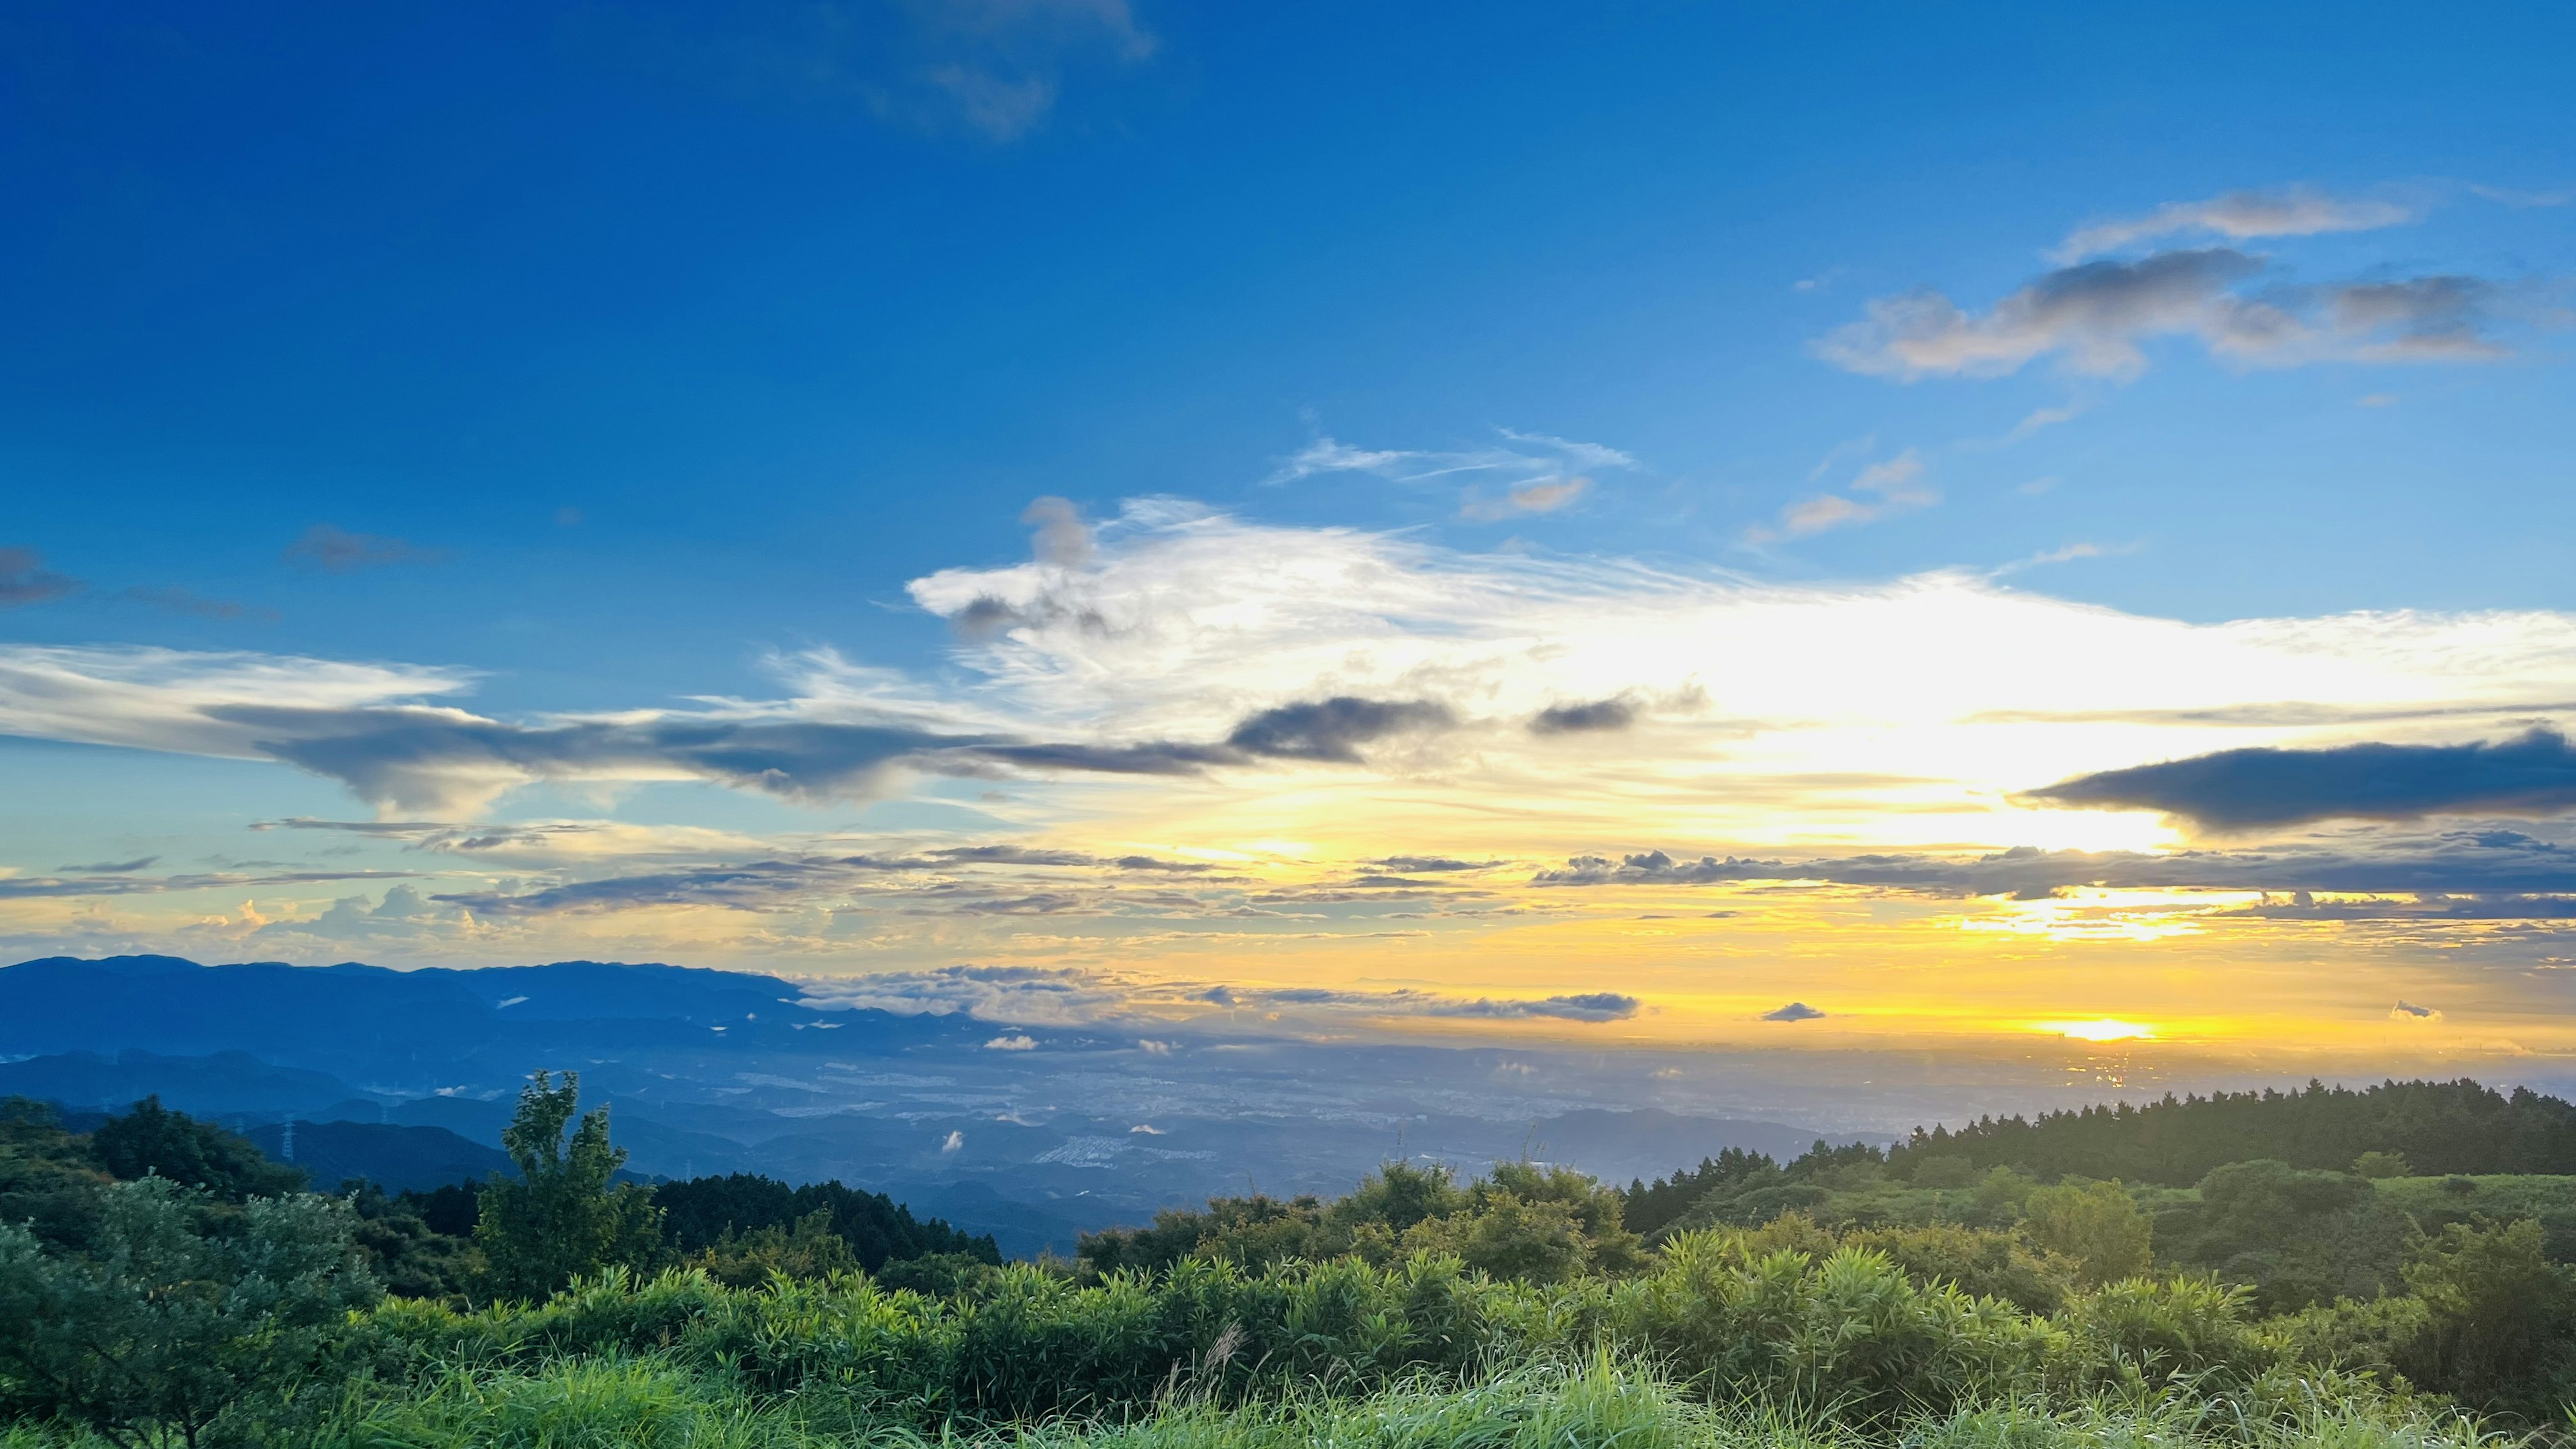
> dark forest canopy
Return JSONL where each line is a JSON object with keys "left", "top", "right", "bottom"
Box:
{"left": 654, "top": 1171, "right": 997, "bottom": 1270}
{"left": 1884, "top": 1078, "right": 2576, "bottom": 1186}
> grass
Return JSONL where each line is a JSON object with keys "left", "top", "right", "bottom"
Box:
{"left": 289, "top": 1353, "right": 2510, "bottom": 1449}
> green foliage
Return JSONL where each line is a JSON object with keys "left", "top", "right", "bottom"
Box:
{"left": 83, "top": 1098, "right": 305, "bottom": 1204}
{"left": 1080, "top": 1161, "right": 1639, "bottom": 1285}
{"left": 474, "top": 1071, "right": 663, "bottom": 1302}
{"left": 1622, "top": 1148, "right": 1779, "bottom": 1238}
{"left": 339, "top": 1180, "right": 481, "bottom": 1301}
{"left": 0, "top": 1176, "right": 378, "bottom": 1448}
{"left": 2355, "top": 1150, "right": 2412, "bottom": 1179}
{"left": 655, "top": 1172, "right": 998, "bottom": 1271}
{"left": 2021, "top": 1181, "right": 2153, "bottom": 1288}
{"left": 1888, "top": 1079, "right": 2576, "bottom": 1187}
{"left": 2372, "top": 1173, "right": 2576, "bottom": 1261}
{"left": 0, "top": 1099, "right": 111, "bottom": 1254}
{"left": 2155, "top": 1161, "right": 2415, "bottom": 1311}
{"left": 686, "top": 1209, "right": 863, "bottom": 1289}
{"left": 2394, "top": 1218, "right": 2576, "bottom": 1417}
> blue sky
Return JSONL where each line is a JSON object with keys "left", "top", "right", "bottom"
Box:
{"left": 5, "top": 1, "right": 2576, "bottom": 1061}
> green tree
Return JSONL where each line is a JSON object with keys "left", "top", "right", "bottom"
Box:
{"left": 2353, "top": 1149, "right": 2412, "bottom": 1179}
{"left": 2021, "top": 1178, "right": 2151, "bottom": 1285}
{"left": 86, "top": 1097, "right": 305, "bottom": 1203}
{"left": 686, "top": 1208, "right": 861, "bottom": 1288}
{"left": 2397, "top": 1218, "right": 2576, "bottom": 1415}
{"left": 0, "top": 1096, "right": 113, "bottom": 1251}
{"left": 0, "top": 1175, "right": 378, "bottom": 1449}
{"left": 474, "top": 1071, "right": 662, "bottom": 1301}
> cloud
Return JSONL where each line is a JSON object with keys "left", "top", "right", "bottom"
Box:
{"left": 55, "top": 857, "right": 156, "bottom": 873}
{"left": 587, "top": 0, "right": 1154, "bottom": 144}
{"left": 1460, "top": 476, "right": 1591, "bottom": 521}
{"left": 0, "top": 547, "right": 81, "bottom": 607}
{"left": 1021, "top": 496, "right": 1093, "bottom": 566}
{"left": 1754, "top": 449, "right": 1936, "bottom": 541}
{"left": 2053, "top": 186, "right": 2419, "bottom": 262}
{"left": 282, "top": 525, "right": 445, "bottom": 572}
{"left": 2025, "top": 727, "right": 2576, "bottom": 830}
{"left": 1530, "top": 698, "right": 1636, "bottom": 735}
{"left": 1814, "top": 250, "right": 2516, "bottom": 381}
{"left": 1267, "top": 430, "right": 1636, "bottom": 517}
{"left": 1531, "top": 833, "right": 2576, "bottom": 900}
{"left": 1371, "top": 856, "right": 1491, "bottom": 873}
{"left": 0, "top": 639, "right": 1466, "bottom": 818}
{"left": 1762, "top": 1002, "right": 1825, "bottom": 1022}
{"left": 1201, "top": 983, "right": 1641, "bottom": 1022}
{"left": 1990, "top": 542, "right": 2112, "bottom": 578}
{"left": 119, "top": 586, "right": 271, "bottom": 621}
{"left": 2392, "top": 1000, "right": 2442, "bottom": 1020}
{"left": 0, "top": 867, "right": 419, "bottom": 901}
{"left": 1226, "top": 696, "right": 1454, "bottom": 763}
{"left": 983, "top": 1032, "right": 1038, "bottom": 1051}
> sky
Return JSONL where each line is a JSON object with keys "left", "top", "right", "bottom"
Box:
{"left": 5, "top": 0, "right": 2576, "bottom": 1073}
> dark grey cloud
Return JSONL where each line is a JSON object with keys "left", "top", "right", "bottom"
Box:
{"left": 55, "top": 857, "right": 157, "bottom": 874}
{"left": 2330, "top": 276, "right": 2504, "bottom": 359}
{"left": 282, "top": 525, "right": 446, "bottom": 572}
{"left": 2223, "top": 890, "right": 2576, "bottom": 922}
{"left": 967, "top": 740, "right": 1236, "bottom": 775}
{"left": 0, "top": 547, "right": 81, "bottom": 607}
{"left": 1226, "top": 696, "right": 1454, "bottom": 762}
{"left": 1762, "top": 1002, "right": 1825, "bottom": 1022}
{"left": 1531, "top": 832, "right": 2576, "bottom": 900}
{"left": 2025, "top": 727, "right": 2576, "bottom": 829}
{"left": 2392, "top": 1000, "right": 2438, "bottom": 1018}
{"left": 1817, "top": 246, "right": 2521, "bottom": 380}
{"left": 1530, "top": 698, "right": 1636, "bottom": 735}
{"left": 1371, "top": 856, "right": 1490, "bottom": 873}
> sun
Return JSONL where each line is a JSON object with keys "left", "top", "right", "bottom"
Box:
{"left": 2033, "top": 1018, "right": 2158, "bottom": 1042}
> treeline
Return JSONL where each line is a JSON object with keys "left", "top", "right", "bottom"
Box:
{"left": 1623, "top": 1079, "right": 2576, "bottom": 1237}
{"left": 1890, "top": 1078, "right": 2576, "bottom": 1184}
{"left": 0, "top": 1079, "right": 996, "bottom": 1303}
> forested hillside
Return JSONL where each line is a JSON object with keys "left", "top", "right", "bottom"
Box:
{"left": 11, "top": 1071, "right": 2576, "bottom": 1447}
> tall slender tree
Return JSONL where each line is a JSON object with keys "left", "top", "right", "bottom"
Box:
{"left": 474, "top": 1071, "right": 661, "bottom": 1300}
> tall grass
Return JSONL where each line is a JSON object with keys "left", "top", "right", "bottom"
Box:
{"left": 301, "top": 1353, "right": 2506, "bottom": 1449}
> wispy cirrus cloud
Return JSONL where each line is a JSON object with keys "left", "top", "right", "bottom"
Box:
{"left": 2052, "top": 186, "right": 2421, "bottom": 262}
{"left": 1267, "top": 429, "right": 1635, "bottom": 521}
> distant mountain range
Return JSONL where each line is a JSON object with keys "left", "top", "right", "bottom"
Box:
{"left": 0, "top": 955, "right": 1869, "bottom": 1254}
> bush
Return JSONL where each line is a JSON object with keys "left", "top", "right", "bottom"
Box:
{"left": 0, "top": 1177, "right": 380, "bottom": 1448}
{"left": 2022, "top": 1181, "right": 2152, "bottom": 1287}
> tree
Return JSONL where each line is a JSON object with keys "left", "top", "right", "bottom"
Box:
{"left": 474, "top": 1071, "right": 662, "bottom": 1301}
{"left": 0, "top": 1176, "right": 378, "bottom": 1449}
{"left": 685, "top": 1208, "right": 861, "bottom": 1288}
{"left": 2353, "top": 1150, "right": 2412, "bottom": 1179}
{"left": 86, "top": 1097, "right": 305, "bottom": 1203}
{"left": 2021, "top": 1179, "right": 2151, "bottom": 1285}
{"left": 2398, "top": 1218, "right": 2576, "bottom": 1416}
{"left": 0, "top": 1096, "right": 113, "bottom": 1250}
